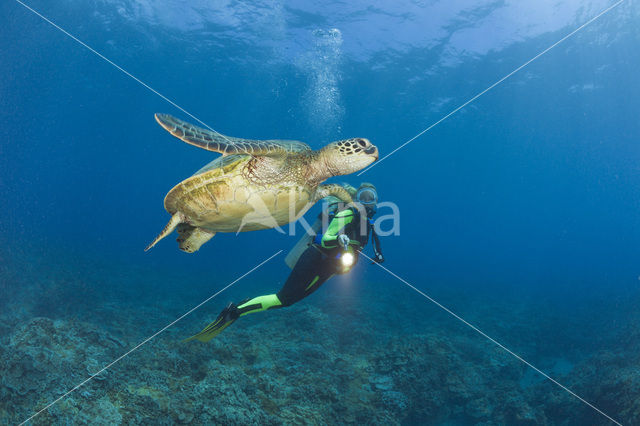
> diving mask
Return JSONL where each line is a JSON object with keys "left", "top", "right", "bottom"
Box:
{"left": 355, "top": 187, "right": 378, "bottom": 216}
{"left": 355, "top": 187, "right": 378, "bottom": 206}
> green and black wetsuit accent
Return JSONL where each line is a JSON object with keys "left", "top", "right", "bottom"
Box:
{"left": 185, "top": 207, "right": 382, "bottom": 342}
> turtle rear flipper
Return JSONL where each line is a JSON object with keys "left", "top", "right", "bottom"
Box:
{"left": 155, "top": 114, "right": 310, "bottom": 156}
{"left": 145, "top": 212, "right": 185, "bottom": 251}
{"left": 177, "top": 224, "right": 216, "bottom": 253}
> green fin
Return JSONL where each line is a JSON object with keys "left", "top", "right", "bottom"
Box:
{"left": 183, "top": 303, "right": 238, "bottom": 343}
{"left": 183, "top": 316, "right": 235, "bottom": 343}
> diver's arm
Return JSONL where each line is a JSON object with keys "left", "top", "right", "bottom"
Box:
{"left": 321, "top": 209, "right": 355, "bottom": 248}
{"left": 371, "top": 228, "right": 384, "bottom": 263}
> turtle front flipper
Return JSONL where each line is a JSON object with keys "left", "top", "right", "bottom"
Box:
{"left": 314, "top": 183, "right": 354, "bottom": 204}
{"left": 176, "top": 224, "right": 216, "bottom": 253}
{"left": 155, "top": 114, "right": 310, "bottom": 156}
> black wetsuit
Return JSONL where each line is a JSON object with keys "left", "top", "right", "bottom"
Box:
{"left": 186, "top": 206, "right": 384, "bottom": 342}
{"left": 276, "top": 207, "right": 382, "bottom": 306}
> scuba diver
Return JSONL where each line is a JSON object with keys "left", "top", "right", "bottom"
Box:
{"left": 185, "top": 182, "right": 385, "bottom": 342}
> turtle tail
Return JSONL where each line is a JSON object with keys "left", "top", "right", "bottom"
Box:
{"left": 144, "top": 212, "right": 186, "bottom": 252}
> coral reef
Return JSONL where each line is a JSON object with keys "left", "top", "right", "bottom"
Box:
{"left": 0, "top": 263, "right": 637, "bottom": 424}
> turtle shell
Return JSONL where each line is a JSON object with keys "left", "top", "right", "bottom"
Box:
{"left": 163, "top": 155, "right": 315, "bottom": 233}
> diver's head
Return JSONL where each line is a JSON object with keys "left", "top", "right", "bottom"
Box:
{"left": 355, "top": 182, "right": 378, "bottom": 217}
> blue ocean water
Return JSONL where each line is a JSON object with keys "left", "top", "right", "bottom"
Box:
{"left": 1, "top": 0, "right": 639, "bottom": 424}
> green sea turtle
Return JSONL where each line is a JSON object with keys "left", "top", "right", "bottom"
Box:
{"left": 145, "top": 114, "right": 378, "bottom": 253}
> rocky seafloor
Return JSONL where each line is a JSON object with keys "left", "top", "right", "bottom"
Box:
{"left": 1, "top": 251, "right": 638, "bottom": 425}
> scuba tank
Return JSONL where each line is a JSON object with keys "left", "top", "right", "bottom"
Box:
{"left": 284, "top": 200, "right": 342, "bottom": 269}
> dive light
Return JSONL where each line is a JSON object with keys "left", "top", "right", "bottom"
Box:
{"left": 341, "top": 251, "right": 355, "bottom": 267}
{"left": 338, "top": 234, "right": 354, "bottom": 267}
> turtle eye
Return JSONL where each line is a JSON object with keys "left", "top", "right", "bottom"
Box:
{"left": 357, "top": 139, "right": 367, "bottom": 148}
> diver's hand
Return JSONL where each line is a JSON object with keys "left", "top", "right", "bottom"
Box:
{"left": 338, "top": 234, "right": 350, "bottom": 249}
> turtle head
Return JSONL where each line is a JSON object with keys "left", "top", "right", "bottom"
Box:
{"left": 314, "top": 138, "right": 378, "bottom": 179}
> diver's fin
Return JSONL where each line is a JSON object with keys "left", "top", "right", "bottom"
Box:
{"left": 144, "top": 212, "right": 185, "bottom": 252}
{"left": 183, "top": 303, "right": 239, "bottom": 343}
{"left": 177, "top": 224, "right": 215, "bottom": 253}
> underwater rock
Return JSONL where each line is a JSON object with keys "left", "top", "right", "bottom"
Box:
{"left": 380, "top": 390, "right": 409, "bottom": 413}
{"left": 4, "top": 285, "right": 637, "bottom": 425}
{"left": 0, "top": 317, "right": 122, "bottom": 423}
{"left": 530, "top": 349, "right": 640, "bottom": 424}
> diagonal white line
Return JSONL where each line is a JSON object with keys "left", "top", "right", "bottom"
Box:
{"left": 359, "top": 251, "right": 622, "bottom": 425}
{"left": 12, "top": 0, "right": 233, "bottom": 142}
{"left": 358, "top": 0, "right": 625, "bottom": 176}
{"left": 20, "top": 250, "right": 282, "bottom": 425}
